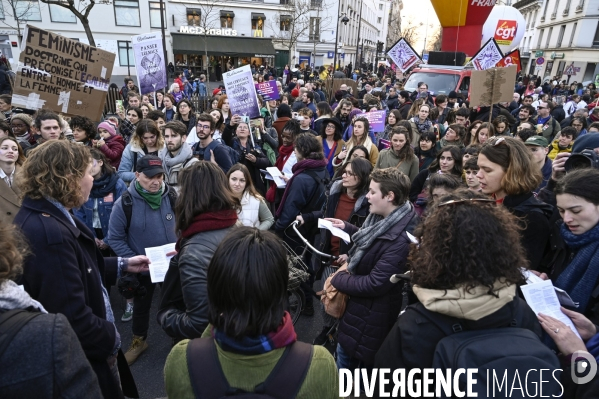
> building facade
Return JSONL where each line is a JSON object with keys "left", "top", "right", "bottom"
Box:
{"left": 515, "top": 0, "right": 599, "bottom": 83}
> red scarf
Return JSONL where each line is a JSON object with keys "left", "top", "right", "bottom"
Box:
{"left": 176, "top": 209, "right": 238, "bottom": 250}
{"left": 266, "top": 145, "right": 295, "bottom": 203}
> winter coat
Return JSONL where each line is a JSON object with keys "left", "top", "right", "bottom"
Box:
{"left": 0, "top": 308, "right": 103, "bottom": 399}
{"left": 398, "top": 102, "right": 412, "bottom": 120}
{"left": 105, "top": 182, "right": 177, "bottom": 258}
{"left": 331, "top": 210, "right": 419, "bottom": 364}
{"left": 548, "top": 141, "right": 573, "bottom": 160}
{"left": 386, "top": 94, "right": 399, "bottom": 111}
{"left": 14, "top": 197, "right": 137, "bottom": 399}
{"left": 0, "top": 165, "right": 21, "bottom": 225}
{"left": 0, "top": 65, "right": 12, "bottom": 94}
{"left": 532, "top": 115, "right": 561, "bottom": 142}
{"left": 503, "top": 192, "right": 553, "bottom": 271}
{"left": 98, "top": 135, "right": 126, "bottom": 169}
{"left": 158, "top": 224, "right": 237, "bottom": 340}
{"left": 73, "top": 177, "right": 128, "bottom": 238}
{"left": 117, "top": 141, "right": 166, "bottom": 184}
{"left": 375, "top": 150, "right": 419, "bottom": 182}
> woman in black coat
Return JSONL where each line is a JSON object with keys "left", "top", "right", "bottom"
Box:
{"left": 14, "top": 141, "right": 149, "bottom": 399}
{"left": 326, "top": 168, "right": 419, "bottom": 368}
{"left": 477, "top": 136, "right": 552, "bottom": 270}
{"left": 374, "top": 189, "right": 559, "bottom": 397}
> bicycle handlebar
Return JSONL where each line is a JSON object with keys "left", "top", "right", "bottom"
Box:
{"left": 290, "top": 221, "right": 337, "bottom": 260}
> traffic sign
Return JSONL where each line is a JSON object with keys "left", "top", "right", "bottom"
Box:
{"left": 536, "top": 57, "right": 545, "bottom": 65}
{"left": 564, "top": 64, "right": 576, "bottom": 76}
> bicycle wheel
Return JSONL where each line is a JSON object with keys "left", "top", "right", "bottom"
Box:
{"left": 288, "top": 289, "right": 305, "bottom": 325}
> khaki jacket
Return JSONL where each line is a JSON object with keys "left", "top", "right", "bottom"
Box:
{"left": 0, "top": 165, "right": 21, "bottom": 224}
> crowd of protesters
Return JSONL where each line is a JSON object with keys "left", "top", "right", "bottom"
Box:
{"left": 0, "top": 58, "right": 598, "bottom": 399}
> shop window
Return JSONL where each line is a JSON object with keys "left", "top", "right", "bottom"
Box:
{"left": 16, "top": 0, "right": 41, "bottom": 21}
{"left": 114, "top": 0, "right": 140, "bottom": 27}
{"left": 118, "top": 41, "right": 135, "bottom": 67}
{"left": 280, "top": 16, "right": 291, "bottom": 31}
{"left": 309, "top": 17, "right": 320, "bottom": 41}
{"left": 150, "top": 2, "right": 166, "bottom": 29}
{"left": 49, "top": 4, "right": 76, "bottom": 23}
{"left": 186, "top": 8, "right": 200, "bottom": 27}
{"left": 221, "top": 13, "right": 234, "bottom": 29}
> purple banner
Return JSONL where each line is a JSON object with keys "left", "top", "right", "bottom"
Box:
{"left": 255, "top": 81, "right": 280, "bottom": 101}
{"left": 356, "top": 110, "right": 386, "bottom": 133}
{"left": 223, "top": 65, "right": 261, "bottom": 119}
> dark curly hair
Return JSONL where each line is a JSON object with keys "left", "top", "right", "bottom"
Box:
{"left": 410, "top": 189, "right": 526, "bottom": 294}
{"left": 294, "top": 133, "right": 324, "bottom": 160}
{"left": 69, "top": 115, "right": 97, "bottom": 141}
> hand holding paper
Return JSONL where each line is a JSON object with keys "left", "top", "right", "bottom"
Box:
{"left": 318, "top": 218, "right": 351, "bottom": 243}
{"left": 145, "top": 243, "right": 176, "bottom": 283}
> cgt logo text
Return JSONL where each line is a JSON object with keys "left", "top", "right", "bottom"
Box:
{"left": 339, "top": 364, "right": 594, "bottom": 398}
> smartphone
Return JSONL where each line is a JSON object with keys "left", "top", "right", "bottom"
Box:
{"left": 342, "top": 145, "right": 347, "bottom": 151}
{"left": 116, "top": 100, "right": 124, "bottom": 114}
{"left": 241, "top": 115, "right": 250, "bottom": 124}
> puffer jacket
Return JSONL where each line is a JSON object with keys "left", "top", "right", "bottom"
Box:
{"left": 157, "top": 225, "right": 237, "bottom": 340}
{"left": 331, "top": 209, "right": 419, "bottom": 365}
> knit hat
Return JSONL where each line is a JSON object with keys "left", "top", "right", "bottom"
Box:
{"left": 212, "top": 88, "right": 221, "bottom": 96}
{"left": 97, "top": 121, "right": 117, "bottom": 136}
{"left": 572, "top": 133, "right": 599, "bottom": 153}
{"left": 448, "top": 91, "right": 458, "bottom": 99}
{"left": 291, "top": 88, "right": 300, "bottom": 98}
{"left": 11, "top": 113, "right": 32, "bottom": 128}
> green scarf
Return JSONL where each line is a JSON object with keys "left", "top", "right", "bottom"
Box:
{"left": 135, "top": 181, "right": 163, "bottom": 210}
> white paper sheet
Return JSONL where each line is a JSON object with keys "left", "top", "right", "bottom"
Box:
{"left": 521, "top": 269, "right": 578, "bottom": 307}
{"left": 520, "top": 280, "right": 581, "bottom": 339}
{"left": 265, "top": 167, "right": 292, "bottom": 188}
{"left": 145, "top": 243, "right": 176, "bottom": 283}
{"left": 318, "top": 219, "right": 351, "bottom": 243}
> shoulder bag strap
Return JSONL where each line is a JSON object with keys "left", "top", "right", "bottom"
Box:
{"left": 260, "top": 342, "right": 314, "bottom": 399}
{"left": 186, "top": 338, "right": 235, "bottom": 399}
{"left": 0, "top": 309, "right": 42, "bottom": 356}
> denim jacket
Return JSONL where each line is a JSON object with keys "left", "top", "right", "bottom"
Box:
{"left": 73, "top": 179, "right": 127, "bottom": 238}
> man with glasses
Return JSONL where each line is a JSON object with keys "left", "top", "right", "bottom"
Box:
{"left": 191, "top": 113, "right": 233, "bottom": 173}
{"left": 533, "top": 101, "right": 561, "bottom": 142}
{"left": 412, "top": 82, "right": 433, "bottom": 106}
{"left": 387, "top": 87, "right": 399, "bottom": 110}
{"left": 159, "top": 121, "right": 198, "bottom": 192}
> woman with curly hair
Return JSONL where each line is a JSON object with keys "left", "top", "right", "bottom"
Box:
{"left": 118, "top": 119, "right": 166, "bottom": 184}
{"left": 476, "top": 136, "right": 552, "bottom": 270}
{"left": 375, "top": 189, "right": 558, "bottom": 395}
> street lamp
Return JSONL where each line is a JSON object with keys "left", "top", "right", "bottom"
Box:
{"left": 333, "top": 13, "right": 349, "bottom": 74}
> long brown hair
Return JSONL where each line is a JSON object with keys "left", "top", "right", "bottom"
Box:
{"left": 0, "top": 136, "right": 26, "bottom": 166}
{"left": 175, "top": 161, "right": 240, "bottom": 234}
{"left": 132, "top": 119, "right": 165, "bottom": 150}
{"left": 227, "top": 163, "right": 264, "bottom": 201}
{"left": 389, "top": 126, "right": 414, "bottom": 162}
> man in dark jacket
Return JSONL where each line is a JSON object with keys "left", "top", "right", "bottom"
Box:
{"left": 397, "top": 91, "right": 412, "bottom": 120}
{"left": 0, "top": 63, "right": 12, "bottom": 94}
{"left": 386, "top": 87, "right": 399, "bottom": 110}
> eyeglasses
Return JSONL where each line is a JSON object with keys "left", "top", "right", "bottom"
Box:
{"left": 438, "top": 198, "right": 495, "bottom": 207}
{"left": 197, "top": 124, "right": 211, "bottom": 130}
{"left": 326, "top": 124, "right": 336, "bottom": 129}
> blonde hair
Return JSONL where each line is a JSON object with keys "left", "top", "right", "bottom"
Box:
{"left": 17, "top": 140, "right": 91, "bottom": 208}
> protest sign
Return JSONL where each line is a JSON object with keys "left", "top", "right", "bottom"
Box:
{"left": 223, "top": 65, "right": 260, "bottom": 119}
{"left": 387, "top": 38, "right": 422, "bottom": 73}
{"left": 255, "top": 81, "right": 279, "bottom": 101}
{"left": 470, "top": 38, "right": 504, "bottom": 71}
{"left": 13, "top": 25, "right": 115, "bottom": 121}
{"left": 131, "top": 32, "right": 167, "bottom": 95}
{"left": 496, "top": 49, "right": 522, "bottom": 73}
{"left": 356, "top": 110, "right": 386, "bottom": 133}
{"left": 470, "top": 65, "right": 517, "bottom": 114}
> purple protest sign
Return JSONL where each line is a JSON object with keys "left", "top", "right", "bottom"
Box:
{"left": 356, "top": 110, "right": 386, "bottom": 133}
{"left": 255, "top": 81, "right": 280, "bottom": 101}
{"left": 223, "top": 65, "right": 261, "bottom": 119}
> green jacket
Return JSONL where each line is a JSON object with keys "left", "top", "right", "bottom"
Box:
{"left": 375, "top": 149, "right": 420, "bottom": 182}
{"left": 164, "top": 334, "right": 339, "bottom": 399}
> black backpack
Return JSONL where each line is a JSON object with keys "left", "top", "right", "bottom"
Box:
{"left": 193, "top": 140, "right": 239, "bottom": 165}
{"left": 410, "top": 303, "right": 562, "bottom": 398}
{"left": 186, "top": 338, "right": 313, "bottom": 398}
{"left": 0, "top": 309, "right": 42, "bottom": 356}
{"left": 121, "top": 187, "right": 178, "bottom": 233}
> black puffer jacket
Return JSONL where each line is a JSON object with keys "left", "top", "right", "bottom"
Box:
{"left": 158, "top": 225, "right": 237, "bottom": 340}
{"left": 331, "top": 209, "right": 419, "bottom": 365}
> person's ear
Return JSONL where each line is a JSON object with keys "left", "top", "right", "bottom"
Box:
{"left": 387, "top": 191, "right": 395, "bottom": 203}
{"left": 135, "top": 172, "right": 140, "bottom": 179}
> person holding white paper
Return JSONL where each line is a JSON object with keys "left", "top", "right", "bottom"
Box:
{"left": 265, "top": 120, "right": 300, "bottom": 206}
{"left": 158, "top": 162, "right": 239, "bottom": 341}
{"left": 551, "top": 169, "right": 599, "bottom": 325}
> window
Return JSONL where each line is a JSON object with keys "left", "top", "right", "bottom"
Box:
{"left": 280, "top": 15, "right": 291, "bottom": 31}
{"left": 118, "top": 41, "right": 135, "bottom": 67}
{"left": 16, "top": 0, "right": 41, "bottom": 21}
{"left": 593, "top": 22, "right": 599, "bottom": 47}
{"left": 551, "top": 0, "right": 560, "bottom": 18}
{"left": 309, "top": 17, "right": 320, "bottom": 41}
{"left": 280, "top": 0, "right": 289, "bottom": 4}
{"left": 379, "top": 4, "right": 383, "bottom": 9}
{"left": 114, "top": 0, "right": 140, "bottom": 27}
{"left": 557, "top": 25, "right": 565, "bottom": 47}
{"left": 545, "top": 27, "right": 552, "bottom": 48}
{"left": 377, "top": 17, "right": 381, "bottom": 23}
{"left": 563, "top": 0, "right": 571, "bottom": 15}
{"left": 537, "top": 29, "right": 544, "bottom": 48}
{"left": 186, "top": 8, "right": 200, "bottom": 26}
{"left": 252, "top": 14, "right": 265, "bottom": 37}
{"left": 220, "top": 11, "right": 234, "bottom": 28}
{"left": 541, "top": 0, "right": 549, "bottom": 19}
{"left": 49, "top": 4, "right": 76, "bottom": 23}
{"left": 150, "top": 2, "right": 166, "bottom": 28}
{"left": 311, "top": 0, "right": 322, "bottom": 7}
{"left": 569, "top": 22, "right": 577, "bottom": 46}
{"left": 556, "top": 60, "right": 566, "bottom": 76}
{"left": 0, "top": 3, "right": 4, "bottom": 19}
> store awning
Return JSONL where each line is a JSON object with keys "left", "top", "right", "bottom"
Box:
{"left": 220, "top": 10, "right": 235, "bottom": 18}
{"left": 172, "top": 34, "right": 276, "bottom": 58}
{"left": 251, "top": 13, "right": 266, "bottom": 20}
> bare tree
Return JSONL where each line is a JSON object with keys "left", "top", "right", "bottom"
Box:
{"left": 429, "top": 27, "right": 442, "bottom": 52}
{"left": 39, "top": 0, "right": 97, "bottom": 46}
{"left": 268, "top": 0, "right": 331, "bottom": 66}
{"left": 0, "top": 0, "right": 44, "bottom": 45}
{"left": 399, "top": 19, "right": 420, "bottom": 48}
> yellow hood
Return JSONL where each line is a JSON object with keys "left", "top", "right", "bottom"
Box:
{"left": 412, "top": 281, "right": 516, "bottom": 321}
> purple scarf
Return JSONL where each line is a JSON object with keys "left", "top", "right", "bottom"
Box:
{"left": 275, "top": 158, "right": 327, "bottom": 217}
